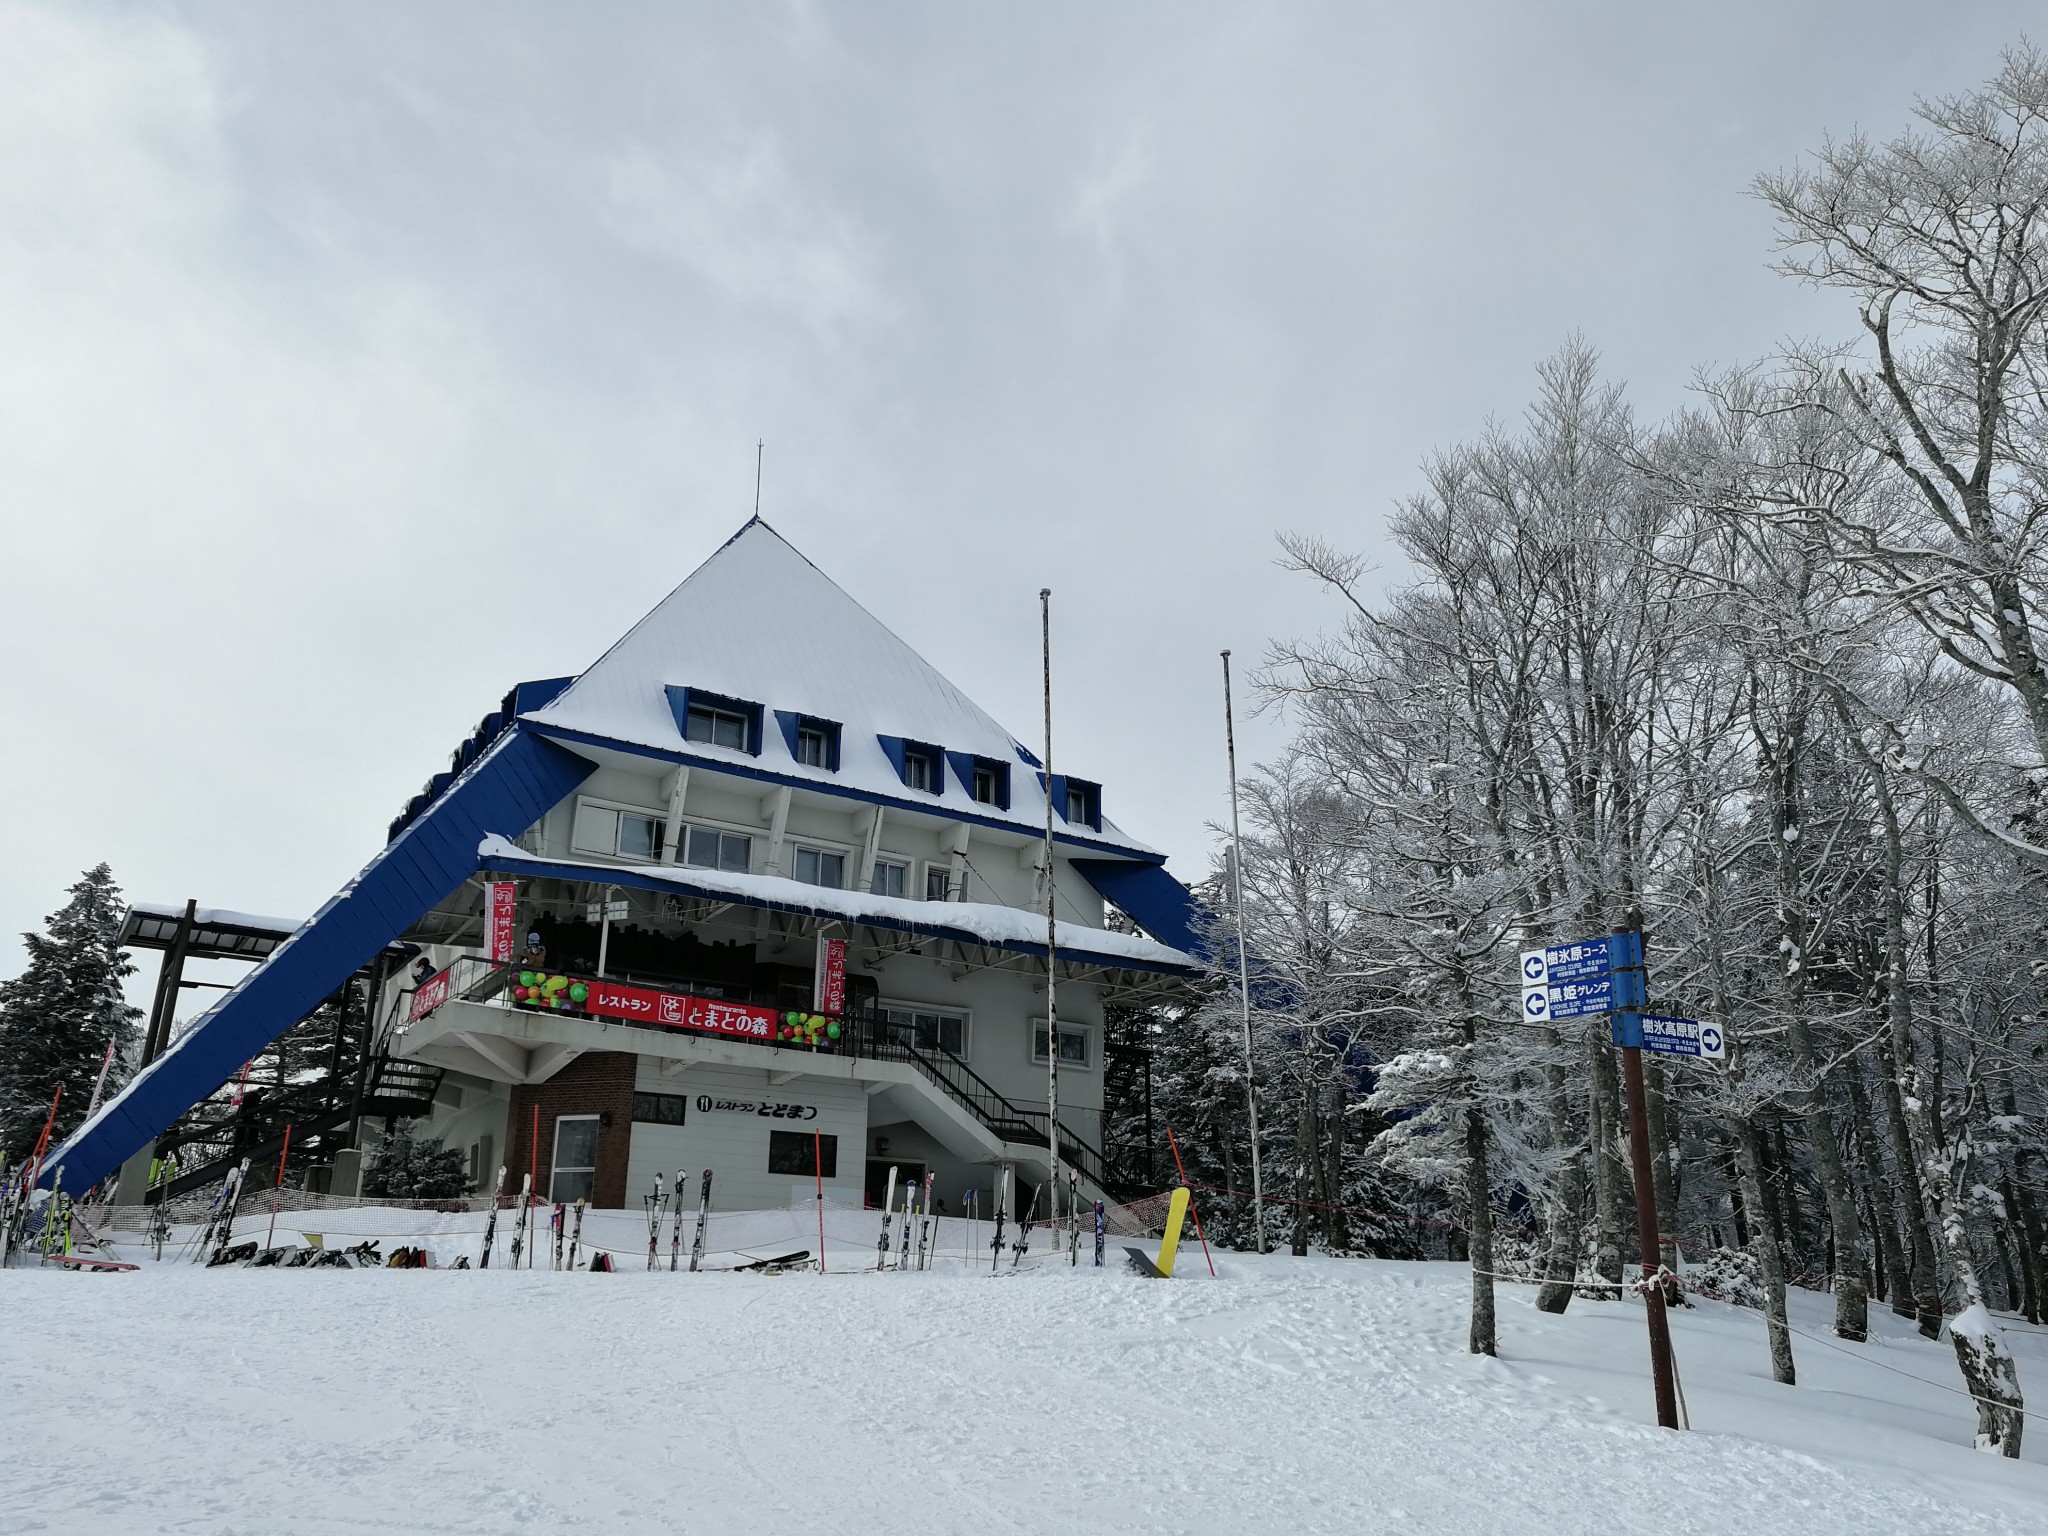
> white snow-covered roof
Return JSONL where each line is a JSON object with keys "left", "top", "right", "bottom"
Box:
{"left": 524, "top": 518, "right": 1155, "bottom": 855}
{"left": 126, "top": 902, "right": 303, "bottom": 935}
{"left": 475, "top": 836, "right": 1199, "bottom": 975}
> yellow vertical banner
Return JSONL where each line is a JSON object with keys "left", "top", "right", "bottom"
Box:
{"left": 1155, "top": 1187, "right": 1191, "bottom": 1278}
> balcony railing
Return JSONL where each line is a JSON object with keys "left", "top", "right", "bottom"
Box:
{"left": 399, "top": 955, "right": 1117, "bottom": 1191}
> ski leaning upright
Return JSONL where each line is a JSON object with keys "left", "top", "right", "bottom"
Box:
{"left": 1010, "top": 1181, "right": 1043, "bottom": 1269}
{"left": 988, "top": 1167, "right": 1010, "bottom": 1274}
{"left": 688, "top": 1170, "right": 713, "bottom": 1272}
{"left": 208, "top": 1159, "right": 251, "bottom": 1266}
{"left": 876, "top": 1166, "right": 898, "bottom": 1271}
{"left": 916, "top": 1172, "right": 936, "bottom": 1270}
{"left": 645, "top": 1172, "right": 667, "bottom": 1271}
{"left": 669, "top": 1167, "right": 686, "bottom": 1271}
{"left": 478, "top": 1165, "right": 507, "bottom": 1269}
{"left": 509, "top": 1172, "right": 532, "bottom": 1269}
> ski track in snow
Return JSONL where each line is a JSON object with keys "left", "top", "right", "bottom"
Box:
{"left": 4, "top": 1238, "right": 2046, "bottom": 1535}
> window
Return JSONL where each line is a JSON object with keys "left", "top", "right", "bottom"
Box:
{"left": 924, "top": 865, "right": 952, "bottom": 902}
{"left": 572, "top": 800, "right": 666, "bottom": 860}
{"left": 632, "top": 1092, "right": 687, "bottom": 1126}
{"left": 550, "top": 1115, "right": 599, "bottom": 1203}
{"left": 616, "top": 812, "right": 662, "bottom": 860}
{"left": 775, "top": 712, "right": 841, "bottom": 770}
{"left": 974, "top": 764, "right": 999, "bottom": 804}
{"left": 870, "top": 858, "right": 909, "bottom": 899}
{"left": 793, "top": 846, "right": 846, "bottom": 888}
{"left": 904, "top": 749, "right": 938, "bottom": 793}
{"left": 1032, "top": 1023, "right": 1090, "bottom": 1067}
{"left": 684, "top": 826, "right": 752, "bottom": 873}
{"left": 1058, "top": 777, "right": 1100, "bottom": 830}
{"left": 769, "top": 1129, "right": 837, "bottom": 1178}
{"left": 686, "top": 704, "right": 749, "bottom": 751}
{"left": 667, "top": 687, "right": 762, "bottom": 755}
{"left": 882, "top": 1003, "right": 967, "bottom": 1057}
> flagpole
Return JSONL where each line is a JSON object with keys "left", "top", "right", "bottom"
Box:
{"left": 1041, "top": 589, "right": 1061, "bottom": 1230}
{"left": 1222, "top": 651, "right": 1267, "bottom": 1254}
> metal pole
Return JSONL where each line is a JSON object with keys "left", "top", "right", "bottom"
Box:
{"left": 1614, "top": 925, "right": 1680, "bottom": 1430}
{"left": 1040, "top": 589, "right": 1061, "bottom": 1227}
{"left": 1221, "top": 651, "right": 1268, "bottom": 1253}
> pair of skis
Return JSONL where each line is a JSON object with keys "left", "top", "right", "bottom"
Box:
{"left": 874, "top": 1168, "right": 937, "bottom": 1271}
{"left": 195, "top": 1159, "right": 250, "bottom": 1266}
{"left": 667, "top": 1169, "right": 713, "bottom": 1272}
{"left": 645, "top": 1172, "right": 670, "bottom": 1271}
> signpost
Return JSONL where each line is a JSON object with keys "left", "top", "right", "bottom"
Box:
{"left": 1516, "top": 926, "right": 1727, "bottom": 1433}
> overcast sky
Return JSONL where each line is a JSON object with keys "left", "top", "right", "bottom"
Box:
{"left": 3, "top": 2, "right": 2040, "bottom": 1011}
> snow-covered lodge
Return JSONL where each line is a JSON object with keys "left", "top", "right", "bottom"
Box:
{"left": 57, "top": 520, "right": 1209, "bottom": 1216}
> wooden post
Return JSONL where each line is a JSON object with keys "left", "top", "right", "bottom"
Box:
{"left": 1612, "top": 926, "right": 1680, "bottom": 1430}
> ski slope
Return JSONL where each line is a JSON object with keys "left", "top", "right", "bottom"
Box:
{"left": 4, "top": 1210, "right": 2046, "bottom": 1534}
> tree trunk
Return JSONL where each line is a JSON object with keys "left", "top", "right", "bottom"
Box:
{"left": 1732, "top": 1113, "right": 1796, "bottom": 1385}
{"left": 1850, "top": 726, "right": 2025, "bottom": 1455}
{"left": 1875, "top": 1043, "right": 1944, "bottom": 1338}
{"left": 1291, "top": 1079, "right": 1314, "bottom": 1257}
{"left": 1322, "top": 1079, "right": 1349, "bottom": 1254}
{"left": 1535, "top": 1054, "right": 1583, "bottom": 1314}
{"left": 1467, "top": 1099, "right": 1497, "bottom": 1357}
{"left": 1782, "top": 1047, "right": 1867, "bottom": 1338}
{"left": 2007, "top": 1169, "right": 2045, "bottom": 1327}
{"left": 1644, "top": 1058, "right": 1681, "bottom": 1274}
{"left": 1585, "top": 1035, "right": 1625, "bottom": 1298}
{"left": 1846, "top": 1064, "right": 1914, "bottom": 1318}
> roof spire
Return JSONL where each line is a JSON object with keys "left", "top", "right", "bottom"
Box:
{"left": 753, "top": 439, "right": 764, "bottom": 522}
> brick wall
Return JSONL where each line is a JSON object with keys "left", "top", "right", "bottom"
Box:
{"left": 505, "top": 1051, "right": 637, "bottom": 1207}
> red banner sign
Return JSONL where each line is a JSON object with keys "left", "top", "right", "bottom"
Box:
{"left": 584, "top": 978, "right": 778, "bottom": 1042}
{"left": 814, "top": 936, "right": 846, "bottom": 1015}
{"left": 486, "top": 881, "right": 517, "bottom": 965}
{"left": 408, "top": 969, "right": 452, "bottom": 1022}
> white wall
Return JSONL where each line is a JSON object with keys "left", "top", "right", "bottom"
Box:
{"left": 624, "top": 1056, "right": 867, "bottom": 1213}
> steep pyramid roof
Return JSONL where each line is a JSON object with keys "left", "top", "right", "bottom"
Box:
{"left": 524, "top": 518, "right": 1152, "bottom": 853}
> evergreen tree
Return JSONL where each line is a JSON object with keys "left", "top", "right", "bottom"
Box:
{"left": 362, "top": 1123, "right": 468, "bottom": 1199}
{"left": 0, "top": 864, "right": 142, "bottom": 1162}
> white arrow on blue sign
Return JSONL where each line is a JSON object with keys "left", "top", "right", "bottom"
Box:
{"left": 1640, "top": 1014, "right": 1726, "bottom": 1062}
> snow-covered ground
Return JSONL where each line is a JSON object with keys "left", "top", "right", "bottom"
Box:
{"left": 5, "top": 1206, "right": 2046, "bottom": 1534}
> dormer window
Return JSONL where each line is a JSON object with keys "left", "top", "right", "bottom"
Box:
{"left": 686, "top": 704, "right": 748, "bottom": 751}
{"left": 1052, "top": 775, "right": 1100, "bottom": 831}
{"left": 776, "top": 711, "right": 842, "bottom": 771}
{"left": 975, "top": 764, "right": 998, "bottom": 803}
{"left": 877, "top": 735, "right": 948, "bottom": 796}
{"left": 905, "top": 745, "right": 942, "bottom": 794}
{"left": 665, "top": 686, "right": 763, "bottom": 756}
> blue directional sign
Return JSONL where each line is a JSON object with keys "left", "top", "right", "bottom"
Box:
{"left": 1636, "top": 1013, "right": 1725, "bottom": 1062}
{"left": 1517, "top": 936, "right": 1617, "bottom": 1023}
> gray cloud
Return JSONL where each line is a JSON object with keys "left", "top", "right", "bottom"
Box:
{"left": 3, "top": 0, "right": 2038, "bottom": 1021}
